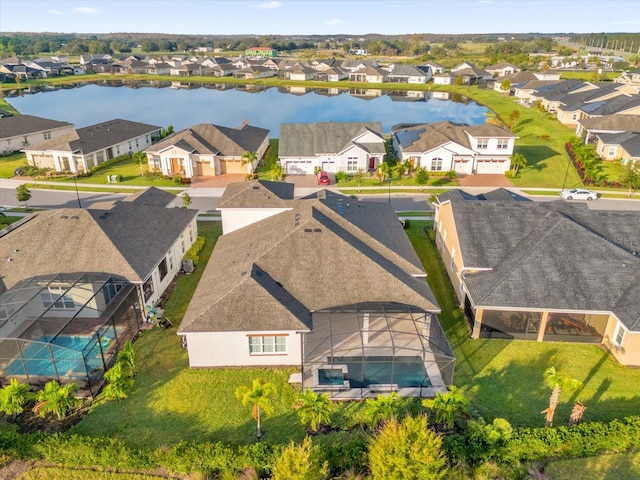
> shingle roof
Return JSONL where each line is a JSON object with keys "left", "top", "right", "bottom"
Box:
{"left": 446, "top": 195, "right": 640, "bottom": 330}
{"left": 578, "top": 114, "right": 640, "bottom": 132}
{"left": 147, "top": 123, "right": 269, "bottom": 157}
{"left": 120, "top": 186, "right": 176, "bottom": 207}
{"left": 0, "top": 114, "right": 73, "bottom": 139}
{"left": 25, "top": 119, "right": 161, "bottom": 154}
{"left": 598, "top": 131, "right": 640, "bottom": 156}
{"left": 0, "top": 189, "right": 197, "bottom": 293}
{"left": 217, "top": 180, "right": 295, "bottom": 209}
{"left": 279, "top": 122, "right": 384, "bottom": 157}
{"left": 179, "top": 191, "right": 438, "bottom": 334}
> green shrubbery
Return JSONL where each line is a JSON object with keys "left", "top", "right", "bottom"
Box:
{"left": 182, "top": 235, "right": 205, "bottom": 266}
{"left": 76, "top": 155, "right": 131, "bottom": 178}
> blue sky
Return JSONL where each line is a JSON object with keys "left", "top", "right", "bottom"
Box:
{"left": 2, "top": 0, "right": 639, "bottom": 35}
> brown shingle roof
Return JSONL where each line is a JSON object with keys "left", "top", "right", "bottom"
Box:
{"left": 0, "top": 114, "right": 73, "bottom": 139}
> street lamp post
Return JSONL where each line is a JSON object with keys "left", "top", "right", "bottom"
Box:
{"left": 388, "top": 174, "right": 391, "bottom": 203}
{"left": 73, "top": 175, "right": 82, "bottom": 208}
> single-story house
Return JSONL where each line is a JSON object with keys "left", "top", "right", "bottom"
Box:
{"left": 595, "top": 131, "right": 640, "bottom": 164}
{"left": 383, "top": 64, "right": 431, "bottom": 84}
{"left": 392, "top": 121, "right": 518, "bottom": 175}
{"left": 0, "top": 115, "right": 74, "bottom": 155}
{"left": 576, "top": 114, "right": 640, "bottom": 144}
{"left": 314, "top": 67, "right": 349, "bottom": 82}
{"left": 233, "top": 66, "right": 277, "bottom": 80}
{"left": 22, "top": 119, "right": 161, "bottom": 174}
{"left": 285, "top": 64, "right": 318, "bottom": 81}
{"left": 432, "top": 189, "right": 640, "bottom": 367}
{"left": 178, "top": 182, "right": 454, "bottom": 398}
{"left": 349, "top": 65, "right": 388, "bottom": 83}
{"left": 433, "top": 72, "right": 457, "bottom": 85}
{"left": 0, "top": 187, "right": 198, "bottom": 395}
{"left": 485, "top": 62, "right": 520, "bottom": 77}
{"left": 278, "top": 121, "right": 386, "bottom": 175}
{"left": 144, "top": 122, "right": 270, "bottom": 178}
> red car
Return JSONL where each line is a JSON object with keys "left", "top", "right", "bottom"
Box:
{"left": 317, "top": 171, "right": 330, "bottom": 185}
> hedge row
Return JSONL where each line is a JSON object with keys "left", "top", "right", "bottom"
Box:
{"left": 182, "top": 235, "right": 205, "bottom": 266}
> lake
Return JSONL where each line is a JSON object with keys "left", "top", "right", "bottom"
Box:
{"left": 5, "top": 81, "right": 490, "bottom": 137}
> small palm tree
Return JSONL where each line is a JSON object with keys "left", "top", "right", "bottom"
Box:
{"left": 0, "top": 378, "right": 32, "bottom": 416}
{"left": 510, "top": 153, "right": 527, "bottom": 177}
{"left": 422, "top": 385, "right": 469, "bottom": 430}
{"left": 568, "top": 401, "right": 587, "bottom": 426}
{"left": 364, "top": 392, "right": 400, "bottom": 429}
{"left": 241, "top": 150, "right": 259, "bottom": 176}
{"left": 102, "top": 361, "right": 134, "bottom": 401}
{"left": 272, "top": 163, "right": 284, "bottom": 181}
{"left": 33, "top": 381, "right": 80, "bottom": 420}
{"left": 295, "top": 389, "right": 334, "bottom": 433}
{"left": 132, "top": 151, "right": 146, "bottom": 176}
{"left": 235, "top": 378, "right": 277, "bottom": 439}
{"left": 541, "top": 366, "right": 583, "bottom": 427}
{"left": 116, "top": 341, "right": 136, "bottom": 377}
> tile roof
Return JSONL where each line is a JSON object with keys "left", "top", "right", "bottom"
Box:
{"left": 279, "top": 121, "right": 384, "bottom": 157}
{"left": 445, "top": 194, "right": 640, "bottom": 330}
{"left": 147, "top": 123, "right": 269, "bottom": 157}
{"left": 0, "top": 114, "right": 73, "bottom": 139}
{"left": 179, "top": 190, "right": 439, "bottom": 334}
{"left": 0, "top": 189, "right": 197, "bottom": 293}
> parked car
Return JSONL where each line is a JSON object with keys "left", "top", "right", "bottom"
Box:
{"left": 318, "top": 171, "right": 330, "bottom": 185}
{"left": 14, "top": 167, "right": 25, "bottom": 176}
{"left": 560, "top": 188, "right": 599, "bottom": 201}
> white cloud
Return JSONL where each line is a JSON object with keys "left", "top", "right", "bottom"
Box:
{"left": 326, "top": 18, "right": 345, "bottom": 25}
{"left": 258, "top": 1, "right": 283, "bottom": 9}
{"left": 73, "top": 7, "right": 100, "bottom": 14}
{"left": 48, "top": 9, "right": 63, "bottom": 15}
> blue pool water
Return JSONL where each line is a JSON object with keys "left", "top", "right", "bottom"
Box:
{"left": 329, "top": 356, "right": 430, "bottom": 388}
{"left": 6, "top": 336, "right": 95, "bottom": 377}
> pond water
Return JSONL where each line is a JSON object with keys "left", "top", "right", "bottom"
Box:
{"left": 5, "top": 81, "right": 490, "bottom": 137}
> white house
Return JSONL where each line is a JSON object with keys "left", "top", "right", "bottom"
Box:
{"left": 278, "top": 121, "right": 386, "bottom": 175}
{"left": 392, "top": 121, "right": 518, "bottom": 175}
{"left": 22, "top": 119, "right": 161, "bottom": 174}
{"left": 144, "top": 122, "right": 270, "bottom": 178}
{"left": 1, "top": 115, "right": 74, "bottom": 155}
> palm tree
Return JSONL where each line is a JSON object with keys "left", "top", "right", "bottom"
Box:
{"left": 241, "top": 150, "right": 259, "bottom": 176}
{"left": 116, "top": 341, "right": 136, "bottom": 377}
{"left": 510, "top": 153, "right": 527, "bottom": 177}
{"left": 132, "top": 151, "right": 146, "bottom": 176}
{"left": 102, "top": 361, "right": 134, "bottom": 401}
{"left": 272, "top": 163, "right": 284, "bottom": 181}
{"left": 568, "top": 401, "right": 587, "bottom": 426}
{"left": 422, "top": 385, "right": 469, "bottom": 430}
{"left": 295, "top": 389, "right": 334, "bottom": 433}
{"left": 235, "top": 378, "right": 277, "bottom": 439}
{"left": 541, "top": 366, "right": 583, "bottom": 427}
{"left": 33, "top": 381, "right": 80, "bottom": 420}
{"left": 0, "top": 378, "right": 32, "bottom": 416}
{"left": 364, "top": 392, "right": 400, "bottom": 429}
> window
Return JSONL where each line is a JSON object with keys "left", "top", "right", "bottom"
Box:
{"left": 152, "top": 155, "right": 161, "bottom": 170}
{"left": 497, "top": 139, "right": 509, "bottom": 150}
{"left": 168, "top": 253, "right": 174, "bottom": 272}
{"left": 607, "top": 146, "right": 617, "bottom": 157}
{"left": 249, "top": 335, "right": 287, "bottom": 354}
{"left": 346, "top": 157, "right": 358, "bottom": 172}
{"left": 430, "top": 157, "right": 443, "bottom": 171}
{"left": 43, "top": 132, "right": 51, "bottom": 140}
{"left": 181, "top": 238, "right": 186, "bottom": 254}
{"left": 158, "top": 258, "right": 168, "bottom": 281}
{"left": 135, "top": 139, "right": 139, "bottom": 148}
{"left": 102, "top": 282, "right": 122, "bottom": 303}
{"left": 450, "top": 247, "right": 456, "bottom": 269}
{"left": 41, "top": 286, "right": 74, "bottom": 310}
{"left": 614, "top": 325, "right": 626, "bottom": 347}
{"left": 571, "top": 113, "right": 578, "bottom": 121}
{"left": 477, "top": 139, "right": 488, "bottom": 149}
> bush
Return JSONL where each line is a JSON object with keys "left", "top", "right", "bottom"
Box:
{"left": 76, "top": 155, "right": 131, "bottom": 178}
{"left": 173, "top": 176, "right": 183, "bottom": 185}
{"left": 182, "top": 235, "right": 205, "bottom": 266}
{"left": 335, "top": 171, "right": 349, "bottom": 184}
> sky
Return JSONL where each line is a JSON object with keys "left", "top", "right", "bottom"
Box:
{"left": 1, "top": 0, "right": 639, "bottom": 36}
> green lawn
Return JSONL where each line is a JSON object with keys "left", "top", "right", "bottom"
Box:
{"left": 543, "top": 451, "right": 640, "bottom": 479}
{"left": 0, "top": 153, "right": 29, "bottom": 178}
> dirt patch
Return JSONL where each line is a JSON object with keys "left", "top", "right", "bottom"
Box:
{"left": 457, "top": 174, "right": 514, "bottom": 187}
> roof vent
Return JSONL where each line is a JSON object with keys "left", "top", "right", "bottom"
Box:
{"left": 252, "top": 185, "right": 260, "bottom": 190}
{"left": 60, "top": 215, "right": 68, "bottom": 219}
{"left": 275, "top": 281, "right": 283, "bottom": 288}
{"left": 70, "top": 215, "right": 79, "bottom": 220}
{"left": 313, "top": 228, "right": 321, "bottom": 232}
{"left": 241, "top": 271, "right": 247, "bottom": 276}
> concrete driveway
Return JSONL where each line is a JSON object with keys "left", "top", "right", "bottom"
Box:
{"left": 457, "top": 174, "right": 514, "bottom": 188}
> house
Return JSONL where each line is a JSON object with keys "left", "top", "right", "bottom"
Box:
{"left": 0, "top": 114, "right": 75, "bottom": 155}
{"left": 285, "top": 64, "right": 318, "bottom": 81}
{"left": 492, "top": 71, "right": 538, "bottom": 93}
{"left": 432, "top": 189, "right": 640, "bottom": 367}
{"left": 384, "top": 64, "right": 431, "bottom": 84}
{"left": 313, "top": 66, "right": 349, "bottom": 82}
{"left": 433, "top": 72, "right": 457, "bottom": 86}
{"left": 576, "top": 114, "right": 640, "bottom": 144}
{"left": 278, "top": 121, "right": 386, "bottom": 175}
{"left": 615, "top": 68, "right": 640, "bottom": 87}
{"left": 422, "top": 61, "right": 445, "bottom": 75}
{"left": 144, "top": 122, "right": 270, "bottom": 178}
{"left": 349, "top": 65, "right": 388, "bottom": 83}
{"left": 22, "top": 119, "right": 161, "bottom": 174}
{"left": 245, "top": 47, "right": 278, "bottom": 58}
{"left": 178, "top": 183, "right": 454, "bottom": 398}
{"left": 0, "top": 187, "right": 198, "bottom": 395}
{"left": 233, "top": 66, "right": 277, "bottom": 80}
{"left": 595, "top": 131, "right": 640, "bottom": 164}
{"left": 392, "top": 121, "right": 518, "bottom": 175}
{"left": 484, "top": 62, "right": 520, "bottom": 77}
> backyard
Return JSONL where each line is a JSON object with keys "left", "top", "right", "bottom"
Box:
{"left": 67, "top": 219, "right": 640, "bottom": 452}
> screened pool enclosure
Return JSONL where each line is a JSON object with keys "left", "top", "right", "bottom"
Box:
{"left": 302, "top": 303, "right": 455, "bottom": 399}
{"left": 0, "top": 274, "right": 143, "bottom": 397}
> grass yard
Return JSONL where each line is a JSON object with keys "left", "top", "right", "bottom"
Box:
{"left": 0, "top": 152, "right": 29, "bottom": 178}
{"left": 543, "top": 451, "right": 640, "bottom": 479}
{"left": 405, "top": 221, "right": 640, "bottom": 427}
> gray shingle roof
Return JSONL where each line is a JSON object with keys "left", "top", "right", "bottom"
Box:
{"left": 578, "top": 114, "right": 640, "bottom": 132}
{"left": 0, "top": 114, "right": 73, "bottom": 139}
{"left": 217, "top": 180, "right": 295, "bottom": 209}
{"left": 0, "top": 189, "right": 197, "bottom": 293}
{"left": 179, "top": 191, "right": 439, "bottom": 334}
{"left": 279, "top": 122, "right": 384, "bottom": 157}
{"left": 447, "top": 195, "right": 640, "bottom": 330}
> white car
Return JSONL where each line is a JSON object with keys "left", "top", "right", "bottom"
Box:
{"left": 560, "top": 188, "right": 600, "bottom": 201}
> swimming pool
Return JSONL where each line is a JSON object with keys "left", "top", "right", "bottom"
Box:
{"left": 328, "top": 356, "right": 430, "bottom": 388}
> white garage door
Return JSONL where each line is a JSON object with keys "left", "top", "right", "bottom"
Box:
{"left": 321, "top": 161, "right": 336, "bottom": 173}
{"left": 286, "top": 160, "right": 315, "bottom": 175}
{"left": 476, "top": 160, "right": 507, "bottom": 174}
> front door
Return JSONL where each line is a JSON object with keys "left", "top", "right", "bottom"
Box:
{"left": 368, "top": 157, "right": 376, "bottom": 170}
{"left": 170, "top": 158, "right": 181, "bottom": 174}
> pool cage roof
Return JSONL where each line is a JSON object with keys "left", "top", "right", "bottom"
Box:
{"left": 0, "top": 273, "right": 131, "bottom": 344}
{"left": 302, "top": 302, "right": 455, "bottom": 396}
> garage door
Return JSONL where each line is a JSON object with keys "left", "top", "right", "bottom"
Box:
{"left": 321, "top": 161, "right": 336, "bottom": 173}
{"left": 476, "top": 160, "right": 507, "bottom": 174}
{"left": 220, "top": 160, "right": 246, "bottom": 174}
{"left": 286, "top": 160, "right": 315, "bottom": 175}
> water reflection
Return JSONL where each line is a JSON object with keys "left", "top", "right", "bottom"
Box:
{"left": 5, "top": 81, "right": 489, "bottom": 137}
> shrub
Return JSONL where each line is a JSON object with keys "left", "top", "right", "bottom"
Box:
{"left": 76, "top": 155, "right": 130, "bottom": 178}
{"left": 335, "top": 171, "right": 349, "bottom": 184}
{"left": 415, "top": 167, "right": 429, "bottom": 185}
{"left": 173, "top": 176, "right": 183, "bottom": 185}
{"left": 182, "top": 235, "right": 205, "bottom": 266}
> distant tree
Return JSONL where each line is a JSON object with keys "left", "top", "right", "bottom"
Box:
{"left": 140, "top": 40, "right": 159, "bottom": 52}
{"left": 33, "top": 381, "right": 80, "bottom": 420}
{"left": 16, "top": 184, "right": 31, "bottom": 208}
{"left": 272, "top": 437, "right": 328, "bottom": 480}
{"left": 499, "top": 79, "right": 511, "bottom": 95}
{"left": 235, "top": 378, "right": 276, "bottom": 440}
{"left": 509, "top": 109, "right": 521, "bottom": 129}
{"left": 33, "top": 41, "right": 50, "bottom": 54}
{"left": 160, "top": 125, "right": 174, "bottom": 139}
{"left": 369, "top": 415, "right": 448, "bottom": 480}
{"left": 48, "top": 41, "right": 59, "bottom": 53}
